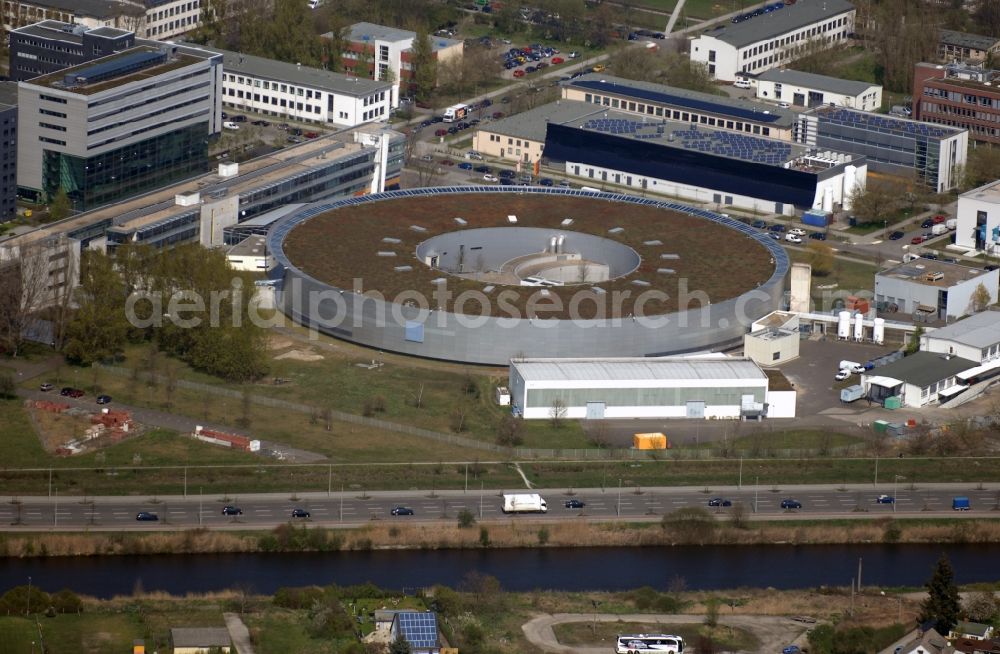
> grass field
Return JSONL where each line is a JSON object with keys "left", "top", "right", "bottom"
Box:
{"left": 554, "top": 621, "right": 759, "bottom": 651}
{"left": 787, "top": 249, "right": 878, "bottom": 307}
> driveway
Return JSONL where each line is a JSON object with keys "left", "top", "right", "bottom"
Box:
{"left": 522, "top": 613, "right": 808, "bottom": 653}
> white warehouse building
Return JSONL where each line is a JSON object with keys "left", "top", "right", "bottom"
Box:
{"left": 508, "top": 357, "right": 795, "bottom": 420}
{"left": 690, "top": 0, "right": 856, "bottom": 82}
{"left": 956, "top": 179, "right": 1000, "bottom": 254}
{"left": 921, "top": 309, "right": 1000, "bottom": 364}
{"left": 754, "top": 68, "right": 882, "bottom": 111}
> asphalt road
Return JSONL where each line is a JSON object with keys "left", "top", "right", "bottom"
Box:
{"left": 3, "top": 484, "right": 995, "bottom": 531}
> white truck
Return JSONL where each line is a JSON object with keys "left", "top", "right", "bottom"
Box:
{"left": 502, "top": 493, "right": 548, "bottom": 513}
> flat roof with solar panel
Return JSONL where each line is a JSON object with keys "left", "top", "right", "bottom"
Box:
{"left": 30, "top": 45, "right": 208, "bottom": 94}
{"left": 560, "top": 108, "right": 805, "bottom": 166}
{"left": 810, "top": 106, "right": 963, "bottom": 139}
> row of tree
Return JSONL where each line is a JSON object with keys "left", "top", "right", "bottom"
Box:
{"left": 63, "top": 243, "right": 268, "bottom": 382}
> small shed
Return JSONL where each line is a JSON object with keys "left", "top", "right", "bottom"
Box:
{"left": 171, "top": 627, "right": 232, "bottom": 654}
{"left": 744, "top": 327, "right": 799, "bottom": 366}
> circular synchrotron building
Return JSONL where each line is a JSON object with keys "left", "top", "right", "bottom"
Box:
{"left": 267, "top": 187, "right": 789, "bottom": 365}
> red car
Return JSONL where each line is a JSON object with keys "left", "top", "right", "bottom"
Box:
{"left": 932, "top": 214, "right": 947, "bottom": 224}
{"left": 492, "top": 111, "right": 505, "bottom": 119}
{"left": 911, "top": 235, "right": 925, "bottom": 245}
{"left": 304, "top": 131, "right": 319, "bottom": 139}
{"left": 434, "top": 129, "right": 448, "bottom": 137}
{"left": 551, "top": 57, "right": 564, "bottom": 64}
{"left": 513, "top": 69, "right": 525, "bottom": 78}
{"left": 440, "top": 159, "right": 454, "bottom": 166}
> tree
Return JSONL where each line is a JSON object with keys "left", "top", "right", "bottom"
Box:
{"left": 963, "top": 590, "right": 999, "bottom": 623}
{"left": 918, "top": 553, "right": 961, "bottom": 635}
{"left": 806, "top": 242, "right": 835, "bottom": 277}
{"left": 0, "top": 238, "right": 57, "bottom": 357}
{"left": 0, "top": 372, "right": 15, "bottom": 399}
{"left": 906, "top": 325, "right": 924, "bottom": 355}
{"left": 63, "top": 250, "right": 129, "bottom": 365}
{"left": 849, "top": 178, "right": 904, "bottom": 225}
{"left": 389, "top": 634, "right": 412, "bottom": 654}
{"left": 48, "top": 187, "right": 72, "bottom": 221}
{"left": 410, "top": 28, "right": 437, "bottom": 101}
{"left": 495, "top": 414, "right": 524, "bottom": 447}
{"left": 457, "top": 508, "right": 476, "bottom": 528}
{"left": 971, "top": 282, "right": 993, "bottom": 313}
{"left": 960, "top": 145, "right": 1000, "bottom": 191}
{"left": 729, "top": 502, "right": 749, "bottom": 529}
{"left": 548, "top": 398, "right": 567, "bottom": 428}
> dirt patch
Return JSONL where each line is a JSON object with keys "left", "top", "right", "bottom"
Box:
{"left": 268, "top": 336, "right": 295, "bottom": 351}
{"left": 274, "top": 349, "right": 324, "bottom": 362}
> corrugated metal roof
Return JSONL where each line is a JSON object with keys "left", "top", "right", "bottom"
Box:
{"left": 926, "top": 310, "right": 1000, "bottom": 349}
{"left": 703, "top": 0, "right": 855, "bottom": 49}
{"left": 511, "top": 357, "right": 767, "bottom": 382}
{"left": 756, "top": 68, "right": 877, "bottom": 96}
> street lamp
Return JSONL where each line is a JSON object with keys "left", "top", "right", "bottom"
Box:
{"left": 893, "top": 475, "right": 905, "bottom": 513}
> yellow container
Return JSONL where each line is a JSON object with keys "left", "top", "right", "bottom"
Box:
{"left": 633, "top": 432, "right": 668, "bottom": 450}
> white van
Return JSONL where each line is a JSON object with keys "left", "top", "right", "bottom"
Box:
{"left": 734, "top": 79, "right": 752, "bottom": 89}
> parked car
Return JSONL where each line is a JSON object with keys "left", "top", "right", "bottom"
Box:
{"left": 492, "top": 111, "right": 505, "bottom": 119}
{"left": 564, "top": 499, "right": 585, "bottom": 509}
{"left": 474, "top": 165, "right": 490, "bottom": 173}
{"left": 751, "top": 220, "right": 767, "bottom": 228}
{"left": 222, "top": 506, "right": 243, "bottom": 516}
{"left": 707, "top": 498, "right": 732, "bottom": 507}
{"left": 291, "top": 508, "right": 311, "bottom": 518}
{"left": 304, "top": 131, "right": 319, "bottom": 139}
{"left": 525, "top": 66, "right": 537, "bottom": 73}
{"left": 96, "top": 395, "right": 112, "bottom": 405}
{"left": 783, "top": 646, "right": 802, "bottom": 654}
{"left": 39, "top": 383, "right": 54, "bottom": 392}
{"left": 391, "top": 506, "right": 415, "bottom": 516}
{"left": 808, "top": 231, "right": 827, "bottom": 240}
{"left": 136, "top": 512, "right": 159, "bottom": 521}
{"left": 458, "top": 162, "right": 473, "bottom": 170}
{"left": 513, "top": 69, "right": 525, "bottom": 78}
{"left": 483, "top": 174, "right": 498, "bottom": 182}
{"left": 568, "top": 51, "right": 579, "bottom": 58}
{"left": 558, "top": 180, "right": 572, "bottom": 187}
{"left": 911, "top": 235, "right": 926, "bottom": 245}
{"left": 447, "top": 126, "right": 458, "bottom": 134}
{"left": 439, "top": 159, "right": 454, "bottom": 166}
{"left": 60, "top": 387, "right": 84, "bottom": 398}
{"left": 551, "top": 57, "right": 564, "bottom": 64}
{"left": 932, "top": 214, "right": 947, "bottom": 224}
{"left": 539, "top": 177, "right": 554, "bottom": 186}
{"left": 592, "top": 64, "right": 606, "bottom": 72}
{"left": 251, "top": 120, "right": 270, "bottom": 127}
{"left": 780, "top": 499, "right": 803, "bottom": 509}
{"left": 769, "top": 224, "right": 786, "bottom": 233}
{"left": 921, "top": 218, "right": 934, "bottom": 229}
{"left": 835, "top": 370, "right": 850, "bottom": 381}
{"left": 788, "top": 228, "right": 806, "bottom": 236}
{"left": 784, "top": 233, "right": 802, "bottom": 244}
{"left": 223, "top": 121, "right": 239, "bottom": 130}
{"left": 888, "top": 230, "right": 905, "bottom": 240}
{"left": 231, "top": 115, "right": 247, "bottom": 122}
{"left": 498, "top": 169, "right": 516, "bottom": 179}
{"left": 778, "top": 102, "right": 791, "bottom": 108}
{"left": 876, "top": 495, "right": 895, "bottom": 504}
{"left": 467, "top": 151, "right": 484, "bottom": 160}
{"left": 434, "top": 129, "right": 448, "bottom": 137}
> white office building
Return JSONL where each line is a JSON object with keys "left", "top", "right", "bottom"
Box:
{"left": 508, "top": 357, "right": 794, "bottom": 420}
{"left": 874, "top": 259, "right": 998, "bottom": 321}
{"left": 201, "top": 47, "right": 394, "bottom": 127}
{"left": 754, "top": 68, "right": 882, "bottom": 111}
{"left": 690, "top": 0, "right": 856, "bottom": 82}
{"left": 956, "top": 179, "right": 1000, "bottom": 254}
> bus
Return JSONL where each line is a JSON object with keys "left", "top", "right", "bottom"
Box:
{"left": 442, "top": 103, "right": 469, "bottom": 122}
{"left": 615, "top": 634, "right": 685, "bottom": 654}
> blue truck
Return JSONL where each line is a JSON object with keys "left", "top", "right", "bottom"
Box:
{"left": 953, "top": 496, "right": 971, "bottom": 511}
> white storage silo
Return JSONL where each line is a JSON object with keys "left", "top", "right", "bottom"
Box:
{"left": 843, "top": 165, "right": 857, "bottom": 210}
{"left": 853, "top": 313, "right": 864, "bottom": 341}
{"left": 837, "top": 311, "right": 851, "bottom": 339}
{"left": 873, "top": 318, "right": 885, "bottom": 345}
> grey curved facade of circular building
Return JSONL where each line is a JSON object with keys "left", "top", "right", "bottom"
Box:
{"left": 267, "top": 187, "right": 789, "bottom": 365}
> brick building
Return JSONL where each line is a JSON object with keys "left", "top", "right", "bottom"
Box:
{"left": 913, "top": 61, "right": 1000, "bottom": 145}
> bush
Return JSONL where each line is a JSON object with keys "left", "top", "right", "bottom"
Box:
{"left": 883, "top": 519, "right": 902, "bottom": 543}
{"left": 630, "top": 586, "right": 659, "bottom": 610}
{"left": 273, "top": 586, "right": 324, "bottom": 609}
{"left": 51, "top": 589, "right": 82, "bottom": 614}
{"left": 479, "top": 526, "right": 491, "bottom": 547}
{"left": 457, "top": 508, "right": 476, "bottom": 528}
{"left": 661, "top": 507, "right": 717, "bottom": 544}
{"left": 537, "top": 527, "right": 550, "bottom": 545}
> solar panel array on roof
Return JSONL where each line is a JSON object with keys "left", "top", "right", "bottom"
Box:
{"left": 818, "top": 108, "right": 955, "bottom": 139}
{"left": 397, "top": 612, "right": 438, "bottom": 649}
{"left": 572, "top": 79, "right": 784, "bottom": 124}
{"left": 65, "top": 49, "right": 166, "bottom": 86}
{"left": 672, "top": 128, "right": 792, "bottom": 165}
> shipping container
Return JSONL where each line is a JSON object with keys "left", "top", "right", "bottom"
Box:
{"left": 872, "top": 419, "right": 889, "bottom": 433}
{"left": 884, "top": 396, "right": 902, "bottom": 410}
{"left": 633, "top": 432, "right": 668, "bottom": 450}
{"left": 840, "top": 385, "right": 865, "bottom": 403}
{"left": 802, "top": 210, "right": 830, "bottom": 228}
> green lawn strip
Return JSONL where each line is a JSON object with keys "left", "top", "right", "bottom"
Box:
{"left": 688, "top": 429, "right": 863, "bottom": 451}
{"left": 787, "top": 249, "right": 877, "bottom": 300}
{"left": 246, "top": 611, "right": 344, "bottom": 654}
{"left": 553, "top": 621, "right": 759, "bottom": 651}
{"left": 0, "top": 613, "right": 141, "bottom": 654}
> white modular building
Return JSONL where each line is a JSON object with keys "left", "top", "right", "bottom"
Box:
{"left": 956, "top": 179, "right": 1000, "bottom": 254}
{"left": 690, "top": 0, "right": 856, "bottom": 82}
{"left": 203, "top": 47, "right": 395, "bottom": 127}
{"left": 920, "top": 310, "right": 1000, "bottom": 364}
{"left": 508, "top": 357, "right": 788, "bottom": 420}
{"left": 754, "top": 68, "right": 882, "bottom": 111}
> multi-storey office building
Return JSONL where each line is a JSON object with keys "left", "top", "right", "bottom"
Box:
{"left": 2, "top": 0, "right": 200, "bottom": 41}
{"left": 690, "top": 0, "right": 855, "bottom": 82}
{"left": 9, "top": 20, "right": 134, "bottom": 82}
{"left": 201, "top": 46, "right": 395, "bottom": 127}
{"left": 913, "top": 62, "right": 1000, "bottom": 145}
{"left": 0, "top": 82, "right": 18, "bottom": 223}
{"left": 795, "top": 106, "right": 968, "bottom": 192}
{"left": 17, "top": 42, "right": 223, "bottom": 210}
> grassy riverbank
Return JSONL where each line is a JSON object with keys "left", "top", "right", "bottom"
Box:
{"left": 4, "top": 516, "right": 1000, "bottom": 558}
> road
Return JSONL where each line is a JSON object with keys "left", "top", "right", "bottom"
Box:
{"left": 522, "top": 612, "right": 807, "bottom": 654}
{"left": 2, "top": 483, "right": 994, "bottom": 531}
